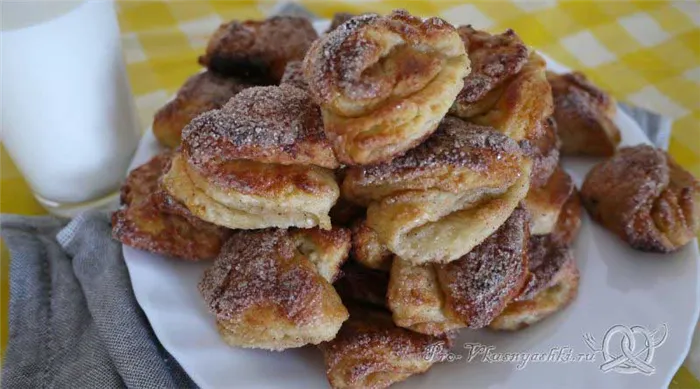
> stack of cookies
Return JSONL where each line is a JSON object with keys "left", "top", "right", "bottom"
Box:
{"left": 113, "top": 9, "right": 700, "bottom": 389}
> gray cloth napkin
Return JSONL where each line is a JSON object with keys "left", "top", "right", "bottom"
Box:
{"left": 618, "top": 102, "right": 672, "bottom": 150}
{"left": 1, "top": 213, "right": 196, "bottom": 389}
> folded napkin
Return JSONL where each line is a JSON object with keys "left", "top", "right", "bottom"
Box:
{"left": 1, "top": 213, "right": 196, "bottom": 388}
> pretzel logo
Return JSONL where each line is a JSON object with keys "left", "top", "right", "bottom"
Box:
{"left": 584, "top": 324, "right": 668, "bottom": 375}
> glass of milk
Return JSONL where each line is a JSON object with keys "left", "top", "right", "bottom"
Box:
{"left": 1, "top": 0, "right": 140, "bottom": 217}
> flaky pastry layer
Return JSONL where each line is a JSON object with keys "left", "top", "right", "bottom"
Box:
{"left": 387, "top": 208, "right": 530, "bottom": 335}
{"left": 303, "top": 10, "right": 470, "bottom": 164}
{"left": 200, "top": 228, "right": 349, "bottom": 350}
{"left": 581, "top": 145, "right": 700, "bottom": 252}
{"left": 523, "top": 167, "right": 575, "bottom": 235}
{"left": 162, "top": 153, "right": 338, "bottom": 230}
{"left": 548, "top": 71, "right": 620, "bottom": 157}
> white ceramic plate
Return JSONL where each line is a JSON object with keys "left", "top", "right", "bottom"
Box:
{"left": 123, "top": 20, "right": 700, "bottom": 389}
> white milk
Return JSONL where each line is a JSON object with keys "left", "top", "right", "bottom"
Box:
{"left": 1, "top": 0, "right": 140, "bottom": 210}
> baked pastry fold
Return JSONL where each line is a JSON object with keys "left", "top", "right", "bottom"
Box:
{"left": 489, "top": 234, "right": 579, "bottom": 330}
{"left": 112, "top": 152, "right": 230, "bottom": 260}
{"left": 162, "top": 85, "right": 341, "bottom": 230}
{"left": 450, "top": 26, "right": 528, "bottom": 118}
{"left": 387, "top": 208, "right": 530, "bottom": 335}
{"left": 581, "top": 145, "right": 700, "bottom": 252}
{"left": 319, "top": 306, "right": 450, "bottom": 389}
{"left": 548, "top": 71, "right": 621, "bottom": 156}
{"left": 467, "top": 52, "right": 553, "bottom": 141}
{"left": 351, "top": 218, "right": 393, "bottom": 271}
{"left": 449, "top": 26, "right": 552, "bottom": 142}
{"left": 199, "top": 228, "right": 350, "bottom": 350}
{"left": 153, "top": 71, "right": 255, "bottom": 148}
{"left": 343, "top": 117, "right": 530, "bottom": 264}
{"left": 523, "top": 117, "right": 561, "bottom": 188}
{"left": 492, "top": 185, "right": 583, "bottom": 330}
{"left": 199, "top": 16, "right": 317, "bottom": 82}
{"left": 303, "top": 10, "right": 470, "bottom": 164}
{"left": 523, "top": 167, "right": 575, "bottom": 235}
{"left": 553, "top": 188, "right": 583, "bottom": 246}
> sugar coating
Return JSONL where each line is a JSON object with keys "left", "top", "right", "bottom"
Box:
{"left": 355, "top": 117, "right": 520, "bottom": 184}
{"left": 199, "top": 229, "right": 323, "bottom": 324}
{"left": 437, "top": 207, "right": 529, "bottom": 328}
{"left": 456, "top": 26, "right": 528, "bottom": 104}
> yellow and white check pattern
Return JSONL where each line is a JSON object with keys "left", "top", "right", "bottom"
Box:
{"left": 1, "top": 1, "right": 698, "bottom": 386}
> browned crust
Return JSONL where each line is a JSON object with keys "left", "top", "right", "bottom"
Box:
{"left": 553, "top": 188, "right": 582, "bottom": 246}
{"left": 199, "top": 229, "right": 346, "bottom": 324}
{"left": 319, "top": 307, "right": 449, "bottom": 389}
{"left": 467, "top": 52, "right": 553, "bottom": 142}
{"left": 489, "top": 255, "right": 579, "bottom": 331}
{"left": 199, "top": 16, "right": 317, "bottom": 82}
{"left": 303, "top": 10, "right": 462, "bottom": 113}
{"left": 386, "top": 206, "right": 532, "bottom": 335}
{"left": 342, "top": 117, "right": 522, "bottom": 203}
{"left": 351, "top": 218, "right": 393, "bottom": 271}
{"left": 291, "top": 227, "right": 352, "bottom": 283}
{"left": 153, "top": 71, "right": 258, "bottom": 148}
{"left": 119, "top": 152, "right": 172, "bottom": 206}
{"left": 350, "top": 117, "right": 521, "bottom": 183}
{"left": 183, "top": 157, "right": 338, "bottom": 198}
{"left": 435, "top": 207, "right": 530, "bottom": 328}
{"left": 523, "top": 117, "right": 561, "bottom": 188}
{"left": 451, "top": 26, "right": 528, "bottom": 117}
{"left": 581, "top": 145, "right": 700, "bottom": 252}
{"left": 112, "top": 152, "right": 229, "bottom": 260}
{"left": 181, "top": 85, "right": 339, "bottom": 171}
{"left": 280, "top": 61, "right": 308, "bottom": 90}
{"left": 516, "top": 235, "right": 575, "bottom": 301}
{"left": 524, "top": 167, "right": 575, "bottom": 234}
{"left": 548, "top": 71, "right": 620, "bottom": 157}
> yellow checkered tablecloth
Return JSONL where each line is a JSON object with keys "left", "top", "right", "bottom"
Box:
{"left": 1, "top": 0, "right": 698, "bottom": 386}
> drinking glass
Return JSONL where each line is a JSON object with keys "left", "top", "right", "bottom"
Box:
{"left": 1, "top": 0, "right": 140, "bottom": 217}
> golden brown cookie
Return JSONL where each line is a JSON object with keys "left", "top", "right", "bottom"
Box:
{"left": 387, "top": 208, "right": 530, "bottom": 335}
{"left": 153, "top": 71, "right": 256, "bottom": 148}
{"left": 450, "top": 26, "right": 528, "bottom": 118}
{"left": 466, "top": 52, "right": 553, "bottom": 142}
{"left": 303, "top": 10, "right": 470, "bottom": 164}
{"left": 319, "top": 306, "right": 450, "bottom": 389}
{"left": 199, "top": 16, "right": 317, "bottom": 82}
{"left": 350, "top": 218, "right": 393, "bottom": 271}
{"left": 199, "top": 228, "right": 350, "bottom": 350}
{"left": 291, "top": 227, "right": 351, "bottom": 283}
{"left": 523, "top": 117, "right": 561, "bottom": 188}
{"left": 581, "top": 145, "right": 700, "bottom": 252}
{"left": 548, "top": 71, "right": 620, "bottom": 156}
{"left": 112, "top": 152, "right": 230, "bottom": 260}
{"left": 162, "top": 85, "right": 340, "bottom": 230}
{"left": 523, "top": 167, "right": 575, "bottom": 235}
{"left": 552, "top": 188, "right": 583, "bottom": 246}
{"left": 343, "top": 117, "right": 530, "bottom": 264}
{"left": 490, "top": 234, "right": 579, "bottom": 330}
